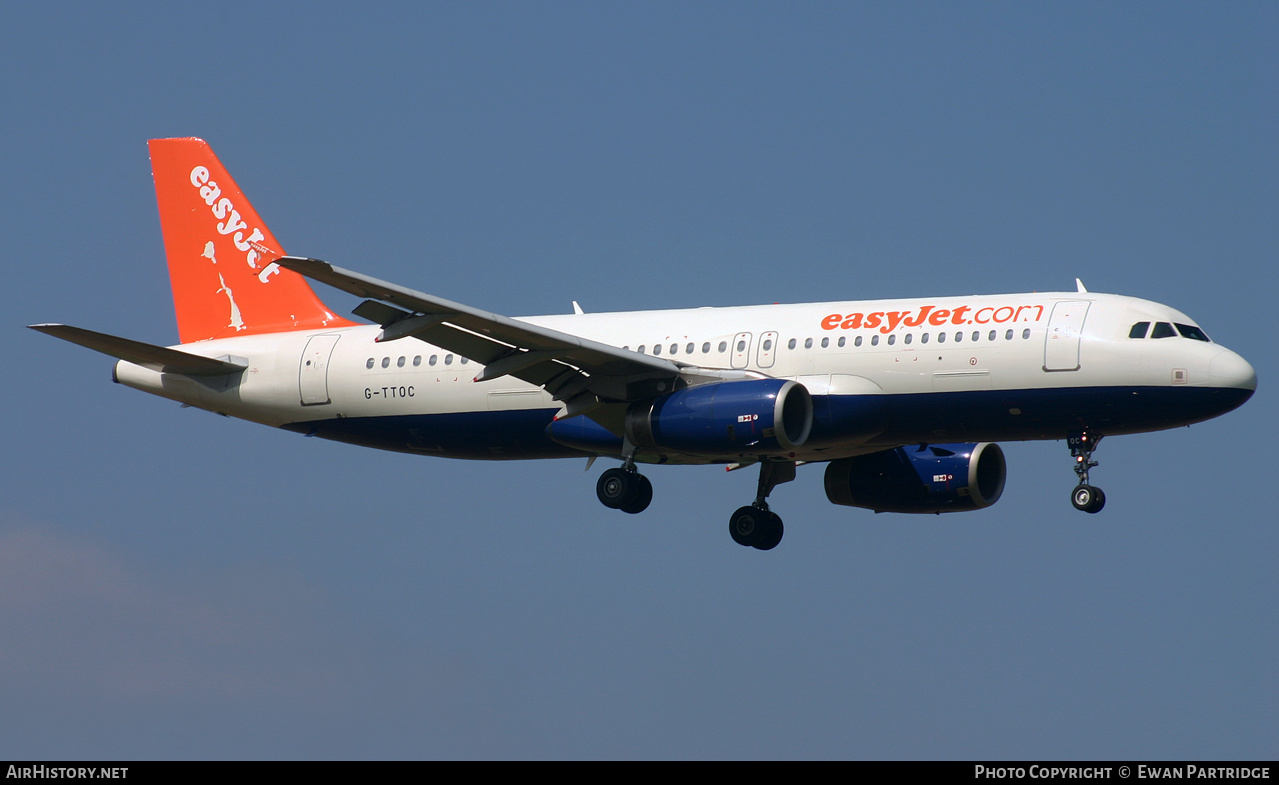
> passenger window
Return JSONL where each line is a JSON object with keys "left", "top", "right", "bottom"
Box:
{"left": 444, "top": 354, "right": 454, "bottom": 365}
{"left": 413, "top": 356, "right": 421, "bottom": 367}
{"left": 921, "top": 333, "right": 929, "bottom": 344}
{"left": 718, "top": 341, "right": 727, "bottom": 353}
{"left": 788, "top": 338, "right": 797, "bottom": 350}
{"left": 821, "top": 337, "right": 829, "bottom": 348}
{"left": 903, "top": 334, "right": 912, "bottom": 345}
{"left": 381, "top": 357, "right": 390, "bottom": 369}
{"left": 887, "top": 335, "right": 896, "bottom": 346}
{"left": 871, "top": 335, "right": 879, "bottom": 346}
{"left": 429, "top": 355, "right": 438, "bottom": 366}
{"left": 1175, "top": 323, "right": 1210, "bottom": 342}
{"left": 397, "top": 356, "right": 406, "bottom": 368}
{"left": 737, "top": 340, "right": 746, "bottom": 352}
{"left": 1129, "top": 322, "right": 1150, "bottom": 339}
{"left": 653, "top": 344, "right": 662, "bottom": 355}
{"left": 838, "top": 336, "right": 846, "bottom": 348}
{"left": 972, "top": 331, "right": 980, "bottom": 342}
{"left": 855, "top": 336, "right": 863, "bottom": 347}
{"left": 366, "top": 358, "right": 374, "bottom": 369}
{"left": 1151, "top": 322, "right": 1176, "bottom": 339}
{"left": 461, "top": 357, "right": 469, "bottom": 364}
{"left": 938, "top": 332, "right": 946, "bottom": 343}
{"left": 1022, "top": 329, "right": 1030, "bottom": 339}
{"left": 763, "top": 339, "right": 773, "bottom": 351}
{"left": 702, "top": 342, "right": 711, "bottom": 353}
{"left": 1005, "top": 329, "right": 1013, "bottom": 341}
{"left": 638, "top": 345, "right": 646, "bottom": 354}
{"left": 686, "top": 343, "right": 694, "bottom": 354}
{"left": 804, "top": 338, "right": 813, "bottom": 349}
{"left": 954, "top": 331, "right": 962, "bottom": 343}
{"left": 988, "top": 330, "right": 996, "bottom": 341}
{"left": 670, "top": 343, "right": 677, "bottom": 355}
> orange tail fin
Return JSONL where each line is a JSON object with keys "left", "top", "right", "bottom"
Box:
{"left": 149, "top": 138, "right": 355, "bottom": 344}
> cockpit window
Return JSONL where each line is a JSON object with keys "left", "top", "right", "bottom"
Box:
{"left": 1150, "top": 322, "right": 1177, "bottom": 339}
{"left": 1175, "top": 323, "right": 1211, "bottom": 342}
{"left": 1129, "top": 322, "right": 1150, "bottom": 339}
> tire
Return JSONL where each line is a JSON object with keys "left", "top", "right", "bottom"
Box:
{"left": 729, "top": 506, "right": 763, "bottom": 547}
{"left": 620, "top": 474, "right": 653, "bottom": 514}
{"left": 1086, "top": 487, "right": 1105, "bottom": 514}
{"left": 1071, "top": 484, "right": 1093, "bottom": 511}
{"left": 597, "top": 468, "right": 632, "bottom": 509}
{"left": 753, "top": 512, "right": 784, "bottom": 551}
{"left": 1072, "top": 484, "right": 1105, "bottom": 513}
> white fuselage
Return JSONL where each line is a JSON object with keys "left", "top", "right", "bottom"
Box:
{"left": 112, "top": 290, "right": 1257, "bottom": 463}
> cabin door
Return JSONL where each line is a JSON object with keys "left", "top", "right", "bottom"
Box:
{"left": 1043, "top": 301, "right": 1090, "bottom": 372}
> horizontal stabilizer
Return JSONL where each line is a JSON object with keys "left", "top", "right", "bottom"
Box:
{"left": 28, "top": 324, "right": 247, "bottom": 376}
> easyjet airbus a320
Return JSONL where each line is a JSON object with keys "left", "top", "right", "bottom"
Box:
{"left": 32, "top": 139, "right": 1257, "bottom": 550}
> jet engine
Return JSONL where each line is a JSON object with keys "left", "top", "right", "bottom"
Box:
{"left": 626, "top": 378, "right": 813, "bottom": 456}
{"left": 824, "top": 442, "right": 1006, "bottom": 513}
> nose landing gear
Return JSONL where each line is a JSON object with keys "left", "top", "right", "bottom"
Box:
{"left": 1068, "top": 431, "right": 1105, "bottom": 513}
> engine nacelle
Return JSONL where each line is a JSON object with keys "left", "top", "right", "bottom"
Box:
{"left": 625, "top": 379, "right": 813, "bottom": 456}
{"left": 824, "top": 442, "right": 1006, "bottom": 514}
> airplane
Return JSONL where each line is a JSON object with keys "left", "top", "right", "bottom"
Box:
{"left": 30, "top": 138, "right": 1257, "bottom": 550}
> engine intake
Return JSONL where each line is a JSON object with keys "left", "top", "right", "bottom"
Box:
{"left": 824, "top": 442, "right": 1006, "bottom": 513}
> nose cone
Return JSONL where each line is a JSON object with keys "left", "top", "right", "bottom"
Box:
{"left": 1202, "top": 348, "right": 1257, "bottom": 420}
{"left": 1210, "top": 348, "right": 1257, "bottom": 392}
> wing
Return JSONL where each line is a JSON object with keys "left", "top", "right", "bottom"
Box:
{"left": 275, "top": 257, "right": 701, "bottom": 416}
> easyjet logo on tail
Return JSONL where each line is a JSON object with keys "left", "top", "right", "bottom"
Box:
{"left": 189, "top": 166, "right": 281, "bottom": 283}
{"left": 821, "top": 303, "right": 1045, "bottom": 334}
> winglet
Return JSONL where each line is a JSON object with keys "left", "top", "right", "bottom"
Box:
{"left": 1076, "top": 278, "right": 1088, "bottom": 293}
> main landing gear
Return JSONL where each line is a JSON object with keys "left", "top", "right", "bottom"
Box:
{"left": 595, "top": 457, "right": 797, "bottom": 550}
{"left": 728, "top": 461, "right": 796, "bottom": 551}
{"left": 1068, "top": 431, "right": 1105, "bottom": 514}
{"left": 595, "top": 454, "right": 652, "bottom": 515}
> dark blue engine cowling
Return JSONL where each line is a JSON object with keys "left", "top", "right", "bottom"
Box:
{"left": 626, "top": 379, "right": 813, "bottom": 456}
{"left": 544, "top": 413, "right": 624, "bottom": 454}
{"left": 824, "top": 442, "right": 1006, "bottom": 513}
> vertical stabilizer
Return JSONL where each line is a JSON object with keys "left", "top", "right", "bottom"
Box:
{"left": 149, "top": 138, "right": 355, "bottom": 343}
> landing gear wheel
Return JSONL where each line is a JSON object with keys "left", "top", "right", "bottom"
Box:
{"left": 729, "top": 506, "right": 784, "bottom": 549}
{"left": 596, "top": 468, "right": 633, "bottom": 510}
{"left": 619, "top": 474, "right": 652, "bottom": 515}
{"left": 726, "top": 461, "right": 797, "bottom": 550}
{"left": 1090, "top": 487, "right": 1106, "bottom": 513}
{"left": 729, "top": 506, "right": 765, "bottom": 547}
{"left": 597, "top": 468, "right": 652, "bottom": 513}
{"left": 1071, "top": 484, "right": 1106, "bottom": 514}
{"left": 754, "top": 512, "right": 784, "bottom": 551}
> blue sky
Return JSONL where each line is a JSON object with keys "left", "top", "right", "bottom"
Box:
{"left": 2, "top": 2, "right": 1275, "bottom": 759}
